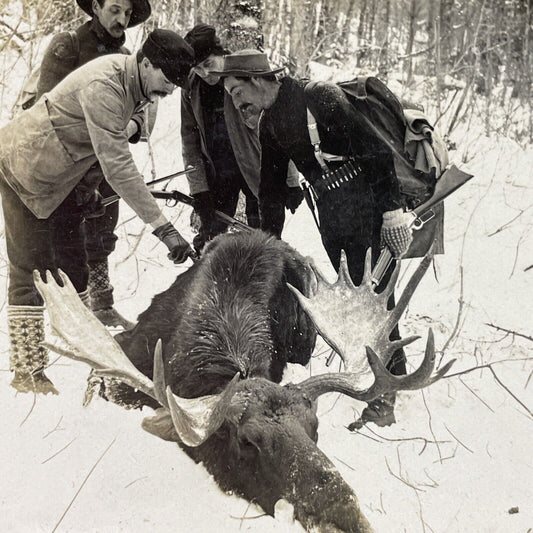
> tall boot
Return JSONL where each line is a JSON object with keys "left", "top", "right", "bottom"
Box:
{"left": 88, "top": 260, "right": 134, "bottom": 330}
{"left": 349, "top": 346, "right": 406, "bottom": 430}
{"left": 7, "top": 305, "right": 58, "bottom": 395}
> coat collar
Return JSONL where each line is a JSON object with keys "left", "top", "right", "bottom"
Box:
{"left": 90, "top": 17, "right": 126, "bottom": 50}
{"left": 125, "top": 54, "right": 147, "bottom": 106}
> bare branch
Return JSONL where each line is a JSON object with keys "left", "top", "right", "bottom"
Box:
{"left": 443, "top": 423, "right": 474, "bottom": 454}
{"left": 51, "top": 438, "right": 117, "bottom": 533}
{"left": 42, "top": 438, "right": 76, "bottom": 464}
{"left": 488, "top": 366, "right": 533, "bottom": 419}
{"left": 485, "top": 323, "right": 533, "bottom": 343}
{"left": 437, "top": 266, "right": 465, "bottom": 369}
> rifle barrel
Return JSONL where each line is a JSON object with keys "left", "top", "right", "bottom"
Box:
{"left": 101, "top": 168, "right": 196, "bottom": 207}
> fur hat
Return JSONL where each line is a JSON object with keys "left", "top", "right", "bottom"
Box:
{"left": 76, "top": 0, "right": 151, "bottom": 27}
{"left": 184, "top": 24, "right": 226, "bottom": 64}
{"left": 142, "top": 29, "right": 195, "bottom": 87}
{"left": 210, "top": 50, "right": 284, "bottom": 78}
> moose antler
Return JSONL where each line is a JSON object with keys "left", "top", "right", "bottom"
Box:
{"left": 33, "top": 269, "right": 242, "bottom": 448}
{"left": 34, "top": 269, "right": 156, "bottom": 399}
{"left": 288, "top": 250, "right": 455, "bottom": 402}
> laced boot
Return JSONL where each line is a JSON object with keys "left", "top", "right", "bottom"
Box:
{"left": 88, "top": 260, "right": 135, "bottom": 330}
{"left": 348, "top": 392, "right": 397, "bottom": 430}
{"left": 7, "top": 305, "right": 58, "bottom": 395}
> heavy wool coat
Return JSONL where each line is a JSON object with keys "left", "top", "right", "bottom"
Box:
{"left": 258, "top": 76, "right": 405, "bottom": 243}
{"left": 36, "top": 18, "right": 129, "bottom": 102}
{"left": 0, "top": 55, "right": 161, "bottom": 224}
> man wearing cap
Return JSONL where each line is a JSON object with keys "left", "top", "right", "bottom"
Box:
{"left": 182, "top": 25, "right": 305, "bottom": 251}
{"left": 217, "top": 50, "right": 413, "bottom": 427}
{"left": 0, "top": 29, "right": 195, "bottom": 394}
{"left": 181, "top": 24, "right": 260, "bottom": 252}
{"left": 33, "top": 0, "right": 151, "bottom": 330}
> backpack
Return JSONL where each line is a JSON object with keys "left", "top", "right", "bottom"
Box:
{"left": 304, "top": 77, "right": 448, "bottom": 257}
{"left": 14, "top": 30, "right": 79, "bottom": 113}
{"left": 336, "top": 76, "right": 449, "bottom": 209}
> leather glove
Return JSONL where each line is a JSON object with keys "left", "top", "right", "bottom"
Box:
{"left": 380, "top": 209, "right": 414, "bottom": 258}
{"left": 152, "top": 222, "right": 194, "bottom": 264}
{"left": 285, "top": 185, "right": 304, "bottom": 214}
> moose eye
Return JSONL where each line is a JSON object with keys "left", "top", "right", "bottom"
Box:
{"left": 239, "top": 433, "right": 261, "bottom": 453}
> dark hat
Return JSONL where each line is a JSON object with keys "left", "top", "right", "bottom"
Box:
{"left": 210, "top": 49, "right": 284, "bottom": 78}
{"left": 76, "top": 0, "right": 151, "bottom": 27}
{"left": 142, "top": 29, "right": 195, "bottom": 87}
{"left": 184, "top": 24, "right": 226, "bottom": 65}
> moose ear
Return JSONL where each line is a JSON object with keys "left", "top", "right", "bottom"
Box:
{"left": 142, "top": 408, "right": 180, "bottom": 442}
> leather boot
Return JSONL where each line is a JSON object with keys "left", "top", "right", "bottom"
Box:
{"left": 7, "top": 305, "right": 58, "bottom": 395}
{"left": 88, "top": 260, "right": 135, "bottom": 330}
{"left": 348, "top": 392, "right": 397, "bottom": 430}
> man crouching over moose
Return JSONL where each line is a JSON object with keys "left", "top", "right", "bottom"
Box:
{"left": 0, "top": 29, "right": 196, "bottom": 394}
{"left": 214, "top": 50, "right": 417, "bottom": 428}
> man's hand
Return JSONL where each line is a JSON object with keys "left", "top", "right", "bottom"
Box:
{"left": 380, "top": 209, "right": 414, "bottom": 258}
{"left": 285, "top": 185, "right": 304, "bottom": 214}
{"left": 153, "top": 222, "right": 194, "bottom": 264}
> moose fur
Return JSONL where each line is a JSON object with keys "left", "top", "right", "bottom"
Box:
{"left": 102, "top": 230, "right": 373, "bottom": 532}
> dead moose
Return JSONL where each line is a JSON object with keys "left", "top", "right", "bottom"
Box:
{"left": 35, "top": 229, "right": 453, "bottom": 533}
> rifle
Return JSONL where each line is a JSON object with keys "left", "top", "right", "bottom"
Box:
{"left": 150, "top": 189, "right": 253, "bottom": 233}
{"left": 371, "top": 163, "right": 474, "bottom": 287}
{"left": 101, "top": 168, "right": 196, "bottom": 207}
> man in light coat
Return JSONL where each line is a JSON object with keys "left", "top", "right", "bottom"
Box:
{"left": 0, "top": 29, "right": 195, "bottom": 394}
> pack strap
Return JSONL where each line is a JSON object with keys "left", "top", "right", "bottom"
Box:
{"left": 306, "top": 108, "right": 328, "bottom": 171}
{"left": 68, "top": 30, "right": 80, "bottom": 65}
{"left": 306, "top": 107, "right": 351, "bottom": 171}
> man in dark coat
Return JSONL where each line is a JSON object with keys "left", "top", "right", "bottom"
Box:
{"left": 34, "top": 0, "right": 151, "bottom": 329}
{"left": 216, "top": 50, "right": 416, "bottom": 427}
{"left": 180, "top": 24, "right": 260, "bottom": 252}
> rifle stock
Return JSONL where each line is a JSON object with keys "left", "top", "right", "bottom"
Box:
{"left": 371, "top": 164, "right": 473, "bottom": 287}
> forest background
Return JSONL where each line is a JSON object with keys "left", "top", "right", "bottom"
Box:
{"left": 2, "top": 0, "right": 533, "bottom": 144}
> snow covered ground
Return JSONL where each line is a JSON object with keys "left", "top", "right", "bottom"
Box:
{"left": 1, "top": 77, "right": 532, "bottom": 533}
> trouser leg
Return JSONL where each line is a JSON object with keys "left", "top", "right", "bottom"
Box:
{"left": 0, "top": 175, "right": 87, "bottom": 393}
{"left": 82, "top": 177, "right": 133, "bottom": 329}
{"left": 84, "top": 178, "right": 118, "bottom": 308}
{"left": 208, "top": 114, "right": 245, "bottom": 236}
{"left": 241, "top": 178, "right": 260, "bottom": 229}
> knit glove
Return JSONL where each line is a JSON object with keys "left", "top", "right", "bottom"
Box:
{"left": 153, "top": 222, "right": 194, "bottom": 264}
{"left": 380, "top": 209, "right": 414, "bottom": 258}
{"left": 285, "top": 185, "right": 304, "bottom": 214}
